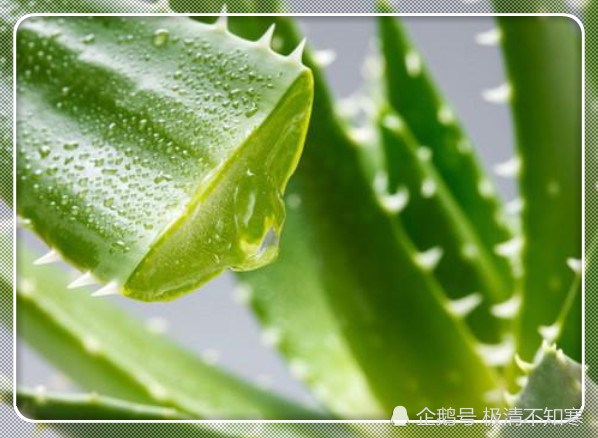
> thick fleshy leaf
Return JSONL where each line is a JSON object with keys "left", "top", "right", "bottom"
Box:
{"left": 376, "top": 108, "right": 507, "bottom": 344}
{"left": 497, "top": 16, "right": 582, "bottom": 361}
{"left": 376, "top": 17, "right": 515, "bottom": 301}
{"left": 515, "top": 345, "right": 582, "bottom": 410}
{"left": 493, "top": 346, "right": 592, "bottom": 438}
{"left": 15, "top": 389, "right": 192, "bottom": 420}
{"left": 15, "top": 15, "right": 312, "bottom": 301}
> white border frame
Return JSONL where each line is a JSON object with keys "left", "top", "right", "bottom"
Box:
{"left": 11, "top": 11, "right": 586, "bottom": 426}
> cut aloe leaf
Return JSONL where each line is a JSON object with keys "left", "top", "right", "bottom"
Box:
{"left": 497, "top": 16, "right": 582, "bottom": 361}
{"left": 15, "top": 15, "right": 313, "bottom": 301}
{"left": 5, "top": 236, "right": 322, "bottom": 419}
{"left": 376, "top": 17, "right": 515, "bottom": 295}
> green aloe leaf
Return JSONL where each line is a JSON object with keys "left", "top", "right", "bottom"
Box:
{"left": 496, "top": 16, "right": 582, "bottom": 362}
{"left": 514, "top": 344, "right": 582, "bottom": 410}
{"left": 4, "top": 237, "right": 321, "bottom": 419}
{"left": 14, "top": 14, "right": 313, "bottom": 301}
{"left": 226, "top": 18, "right": 501, "bottom": 416}
{"left": 494, "top": 345, "right": 591, "bottom": 438}
{"left": 15, "top": 389, "right": 192, "bottom": 420}
{"left": 376, "top": 108, "right": 507, "bottom": 344}
{"left": 376, "top": 17, "right": 515, "bottom": 301}
{"left": 12, "top": 387, "right": 365, "bottom": 437}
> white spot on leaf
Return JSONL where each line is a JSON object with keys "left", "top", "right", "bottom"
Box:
{"left": 538, "top": 324, "right": 560, "bottom": 343}
{"left": 421, "top": 178, "right": 437, "bottom": 198}
{"left": 405, "top": 50, "right": 422, "bottom": 77}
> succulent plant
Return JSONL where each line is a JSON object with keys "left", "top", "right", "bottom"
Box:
{"left": 0, "top": 0, "right": 586, "bottom": 433}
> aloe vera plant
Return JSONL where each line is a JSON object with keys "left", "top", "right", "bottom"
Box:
{"left": 16, "top": 15, "right": 312, "bottom": 301}
{"left": 2, "top": 0, "right": 585, "bottom": 429}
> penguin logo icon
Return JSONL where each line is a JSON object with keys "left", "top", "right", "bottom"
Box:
{"left": 391, "top": 405, "right": 409, "bottom": 426}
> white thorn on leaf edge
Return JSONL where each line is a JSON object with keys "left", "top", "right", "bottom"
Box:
{"left": 92, "top": 282, "right": 120, "bottom": 297}
{"left": 314, "top": 49, "right": 336, "bottom": 67}
{"left": 475, "top": 28, "right": 501, "bottom": 46}
{"left": 567, "top": 257, "right": 583, "bottom": 274}
{"left": 493, "top": 156, "right": 520, "bottom": 178}
{"left": 257, "top": 24, "right": 276, "bottom": 48}
{"left": 490, "top": 294, "right": 521, "bottom": 319}
{"left": 514, "top": 353, "right": 535, "bottom": 374}
{"left": 477, "top": 337, "right": 514, "bottom": 367}
{"left": 493, "top": 236, "right": 523, "bottom": 259}
{"left": 68, "top": 271, "right": 97, "bottom": 289}
{"left": 17, "top": 217, "right": 31, "bottom": 228}
{"left": 503, "top": 391, "right": 519, "bottom": 407}
{"left": 538, "top": 323, "right": 560, "bottom": 343}
{"left": 214, "top": 4, "right": 228, "bottom": 31}
{"left": 288, "top": 38, "right": 307, "bottom": 63}
{"left": 515, "top": 375, "right": 528, "bottom": 388}
{"left": 33, "top": 249, "right": 61, "bottom": 266}
{"left": 378, "top": 187, "right": 409, "bottom": 214}
{"left": 415, "top": 246, "right": 443, "bottom": 271}
{"left": 381, "top": 113, "right": 404, "bottom": 132}
{"left": 446, "top": 293, "right": 482, "bottom": 318}
{"left": 482, "top": 83, "right": 512, "bottom": 104}
{"left": 506, "top": 197, "right": 523, "bottom": 215}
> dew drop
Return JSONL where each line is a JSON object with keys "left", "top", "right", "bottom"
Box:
{"left": 152, "top": 29, "right": 170, "bottom": 47}
{"left": 245, "top": 104, "right": 258, "bottom": 118}
{"left": 63, "top": 141, "right": 79, "bottom": 151}
{"left": 81, "top": 33, "right": 95, "bottom": 44}
{"left": 38, "top": 145, "right": 51, "bottom": 158}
